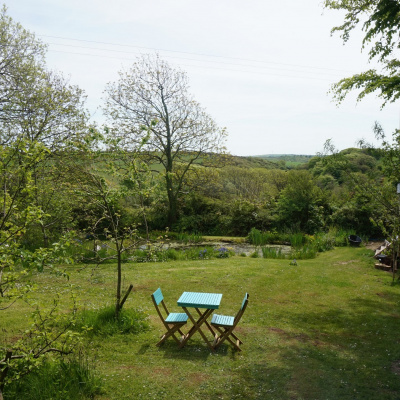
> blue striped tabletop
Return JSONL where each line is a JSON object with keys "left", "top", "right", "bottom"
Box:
{"left": 177, "top": 292, "right": 222, "bottom": 309}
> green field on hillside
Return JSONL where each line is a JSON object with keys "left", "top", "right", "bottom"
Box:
{"left": 254, "top": 154, "right": 314, "bottom": 168}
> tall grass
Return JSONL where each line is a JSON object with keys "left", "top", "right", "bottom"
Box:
{"left": 259, "top": 227, "right": 359, "bottom": 260}
{"left": 261, "top": 247, "right": 286, "bottom": 259}
{"left": 5, "top": 354, "right": 103, "bottom": 400}
{"left": 289, "top": 245, "right": 318, "bottom": 260}
{"left": 176, "top": 232, "right": 203, "bottom": 244}
{"left": 64, "top": 239, "right": 230, "bottom": 264}
{"left": 289, "top": 232, "right": 305, "bottom": 248}
{"left": 64, "top": 228, "right": 357, "bottom": 263}
{"left": 247, "top": 228, "right": 288, "bottom": 246}
{"left": 74, "top": 305, "right": 149, "bottom": 336}
{"left": 328, "top": 226, "right": 356, "bottom": 246}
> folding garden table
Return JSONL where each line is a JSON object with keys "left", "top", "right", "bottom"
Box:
{"left": 177, "top": 291, "right": 222, "bottom": 351}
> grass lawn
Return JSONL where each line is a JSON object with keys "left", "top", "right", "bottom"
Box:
{"left": 2, "top": 246, "right": 400, "bottom": 399}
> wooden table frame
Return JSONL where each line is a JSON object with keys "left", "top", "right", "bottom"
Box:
{"left": 177, "top": 292, "right": 222, "bottom": 351}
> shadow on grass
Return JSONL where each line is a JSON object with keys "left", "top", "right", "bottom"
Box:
{"left": 140, "top": 334, "right": 215, "bottom": 360}
{"left": 158, "top": 341, "right": 214, "bottom": 361}
{"left": 227, "top": 293, "right": 400, "bottom": 400}
{"left": 137, "top": 343, "right": 151, "bottom": 355}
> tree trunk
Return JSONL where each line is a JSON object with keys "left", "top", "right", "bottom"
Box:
{"left": 393, "top": 242, "right": 399, "bottom": 282}
{"left": 115, "top": 251, "right": 122, "bottom": 319}
{"left": 40, "top": 223, "right": 49, "bottom": 248}
{"left": 166, "top": 173, "right": 177, "bottom": 227}
{"left": 167, "top": 194, "right": 177, "bottom": 227}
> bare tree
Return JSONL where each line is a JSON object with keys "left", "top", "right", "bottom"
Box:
{"left": 103, "top": 54, "right": 226, "bottom": 226}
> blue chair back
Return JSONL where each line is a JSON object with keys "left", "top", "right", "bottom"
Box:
{"left": 152, "top": 288, "right": 164, "bottom": 306}
{"left": 241, "top": 293, "right": 249, "bottom": 310}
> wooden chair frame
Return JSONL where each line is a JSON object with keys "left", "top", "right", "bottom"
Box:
{"left": 211, "top": 293, "right": 249, "bottom": 351}
{"left": 151, "top": 288, "right": 188, "bottom": 346}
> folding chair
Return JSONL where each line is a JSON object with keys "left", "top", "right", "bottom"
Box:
{"left": 211, "top": 293, "right": 249, "bottom": 351}
{"left": 151, "top": 288, "right": 188, "bottom": 346}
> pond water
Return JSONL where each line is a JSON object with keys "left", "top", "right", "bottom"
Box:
{"left": 162, "top": 241, "right": 292, "bottom": 257}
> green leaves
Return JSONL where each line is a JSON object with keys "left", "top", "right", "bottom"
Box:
{"left": 331, "top": 68, "right": 400, "bottom": 107}
{"left": 325, "top": 0, "right": 400, "bottom": 107}
{"left": 1, "top": 293, "right": 82, "bottom": 389}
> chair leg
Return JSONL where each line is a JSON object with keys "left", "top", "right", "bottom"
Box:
{"left": 213, "top": 327, "right": 243, "bottom": 351}
{"left": 156, "top": 324, "right": 186, "bottom": 346}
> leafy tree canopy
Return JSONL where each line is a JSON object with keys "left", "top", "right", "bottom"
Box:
{"left": 324, "top": 0, "right": 400, "bottom": 106}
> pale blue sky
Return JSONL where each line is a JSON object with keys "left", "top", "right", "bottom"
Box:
{"left": 8, "top": 1, "right": 400, "bottom": 156}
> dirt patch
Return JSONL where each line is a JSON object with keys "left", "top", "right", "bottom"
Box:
{"left": 376, "top": 292, "right": 392, "bottom": 298}
{"left": 118, "top": 365, "right": 142, "bottom": 371}
{"left": 167, "top": 267, "right": 207, "bottom": 272}
{"left": 335, "top": 260, "right": 357, "bottom": 265}
{"left": 365, "top": 241, "right": 385, "bottom": 251}
{"left": 187, "top": 372, "right": 209, "bottom": 386}
{"left": 148, "top": 314, "right": 162, "bottom": 325}
{"left": 269, "top": 327, "right": 330, "bottom": 348}
{"left": 152, "top": 367, "right": 174, "bottom": 377}
{"left": 392, "top": 360, "right": 400, "bottom": 376}
{"left": 269, "top": 327, "right": 310, "bottom": 342}
{"left": 134, "top": 284, "right": 151, "bottom": 291}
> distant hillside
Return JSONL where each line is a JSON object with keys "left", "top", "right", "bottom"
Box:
{"left": 253, "top": 154, "right": 314, "bottom": 167}
{"left": 222, "top": 154, "right": 281, "bottom": 169}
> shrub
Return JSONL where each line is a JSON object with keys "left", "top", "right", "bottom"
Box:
{"left": 162, "top": 248, "right": 182, "bottom": 261}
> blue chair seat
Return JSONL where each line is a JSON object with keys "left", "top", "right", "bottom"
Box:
{"left": 151, "top": 288, "right": 189, "bottom": 346}
{"left": 165, "top": 312, "right": 188, "bottom": 324}
{"left": 210, "top": 293, "right": 249, "bottom": 351}
{"left": 211, "top": 314, "right": 234, "bottom": 327}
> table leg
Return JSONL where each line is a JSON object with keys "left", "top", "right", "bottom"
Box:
{"left": 180, "top": 307, "right": 215, "bottom": 351}
{"left": 194, "top": 307, "right": 217, "bottom": 337}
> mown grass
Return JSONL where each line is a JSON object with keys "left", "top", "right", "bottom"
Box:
{"left": 2, "top": 246, "right": 400, "bottom": 399}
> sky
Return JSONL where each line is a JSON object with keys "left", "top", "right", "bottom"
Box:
{"left": 7, "top": 0, "right": 400, "bottom": 157}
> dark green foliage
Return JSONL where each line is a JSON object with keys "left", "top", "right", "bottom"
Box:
{"left": 174, "top": 195, "right": 227, "bottom": 235}
{"left": 276, "top": 170, "right": 330, "bottom": 233}
{"left": 308, "top": 148, "right": 379, "bottom": 185}
{"left": 227, "top": 200, "right": 261, "bottom": 236}
{"left": 330, "top": 194, "right": 381, "bottom": 237}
